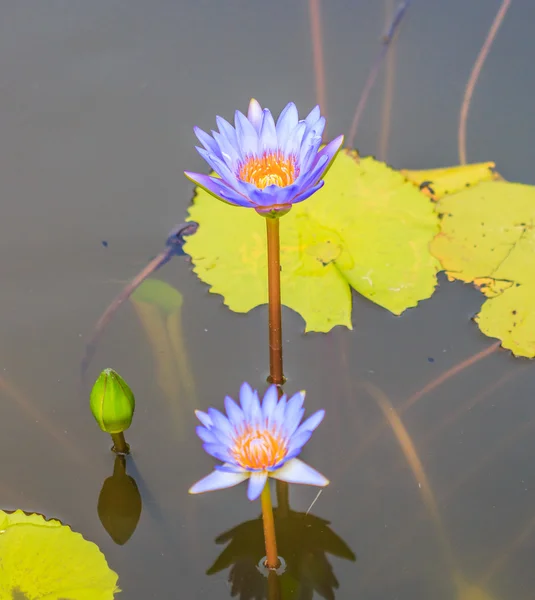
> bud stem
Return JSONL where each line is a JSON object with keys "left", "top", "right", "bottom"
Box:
{"left": 111, "top": 432, "right": 130, "bottom": 455}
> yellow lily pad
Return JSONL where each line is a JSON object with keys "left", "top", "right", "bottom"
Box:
{"left": 402, "top": 162, "right": 498, "bottom": 200}
{"left": 185, "top": 150, "right": 441, "bottom": 332}
{"left": 0, "top": 509, "right": 119, "bottom": 599}
{"left": 431, "top": 180, "right": 535, "bottom": 357}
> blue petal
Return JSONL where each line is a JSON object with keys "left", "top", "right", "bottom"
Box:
{"left": 213, "top": 130, "right": 241, "bottom": 170}
{"left": 240, "top": 384, "right": 262, "bottom": 426}
{"left": 247, "top": 99, "right": 264, "bottom": 133}
{"left": 238, "top": 382, "right": 255, "bottom": 419}
{"left": 276, "top": 102, "right": 299, "bottom": 147}
{"left": 194, "top": 126, "right": 220, "bottom": 156}
{"left": 312, "top": 134, "right": 344, "bottom": 177}
{"left": 196, "top": 426, "right": 218, "bottom": 444}
{"left": 216, "top": 116, "right": 239, "bottom": 151}
{"left": 248, "top": 389, "right": 263, "bottom": 426}
{"left": 207, "top": 408, "right": 234, "bottom": 443}
{"left": 299, "top": 134, "right": 323, "bottom": 173}
{"left": 291, "top": 180, "right": 324, "bottom": 205}
{"left": 203, "top": 442, "right": 233, "bottom": 462}
{"left": 294, "top": 409, "right": 325, "bottom": 437}
{"left": 268, "top": 394, "right": 287, "bottom": 432}
{"left": 247, "top": 471, "right": 268, "bottom": 501}
{"left": 246, "top": 180, "right": 304, "bottom": 208}
{"left": 281, "top": 121, "right": 306, "bottom": 158}
{"left": 299, "top": 117, "right": 325, "bottom": 165}
{"left": 235, "top": 110, "right": 259, "bottom": 157}
{"left": 224, "top": 396, "right": 245, "bottom": 429}
{"left": 184, "top": 172, "right": 254, "bottom": 208}
{"left": 262, "top": 385, "right": 279, "bottom": 421}
{"left": 195, "top": 409, "right": 213, "bottom": 428}
{"left": 259, "top": 109, "right": 278, "bottom": 152}
{"left": 189, "top": 469, "right": 249, "bottom": 494}
{"left": 302, "top": 116, "right": 325, "bottom": 145}
{"left": 270, "top": 458, "right": 329, "bottom": 486}
{"left": 283, "top": 391, "right": 306, "bottom": 436}
{"left": 286, "top": 429, "right": 312, "bottom": 457}
{"left": 304, "top": 105, "right": 321, "bottom": 130}
{"left": 294, "top": 153, "right": 329, "bottom": 191}
{"left": 196, "top": 147, "right": 241, "bottom": 188}
{"left": 215, "top": 463, "right": 247, "bottom": 473}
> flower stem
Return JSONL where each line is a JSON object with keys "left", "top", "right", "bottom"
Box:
{"left": 265, "top": 217, "right": 284, "bottom": 385}
{"left": 260, "top": 481, "right": 280, "bottom": 569}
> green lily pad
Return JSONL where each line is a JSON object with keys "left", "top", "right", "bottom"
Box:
{"left": 184, "top": 150, "right": 441, "bottom": 332}
{"left": 431, "top": 180, "right": 535, "bottom": 357}
{"left": 0, "top": 509, "right": 119, "bottom": 599}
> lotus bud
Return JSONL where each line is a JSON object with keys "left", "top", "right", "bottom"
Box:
{"left": 90, "top": 368, "right": 135, "bottom": 434}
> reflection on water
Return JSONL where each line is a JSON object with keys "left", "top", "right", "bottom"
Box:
{"left": 98, "top": 455, "right": 142, "bottom": 546}
{"left": 208, "top": 484, "right": 355, "bottom": 600}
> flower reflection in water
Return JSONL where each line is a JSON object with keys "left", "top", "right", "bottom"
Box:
{"left": 207, "top": 497, "right": 356, "bottom": 600}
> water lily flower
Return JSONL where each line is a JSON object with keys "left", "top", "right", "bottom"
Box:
{"left": 189, "top": 382, "right": 328, "bottom": 500}
{"left": 185, "top": 99, "right": 344, "bottom": 216}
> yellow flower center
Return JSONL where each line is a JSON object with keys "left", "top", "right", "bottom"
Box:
{"left": 231, "top": 427, "right": 288, "bottom": 470}
{"left": 238, "top": 151, "right": 297, "bottom": 189}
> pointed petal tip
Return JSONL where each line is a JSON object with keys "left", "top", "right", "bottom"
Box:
{"left": 271, "top": 458, "right": 329, "bottom": 487}
{"left": 247, "top": 472, "right": 268, "bottom": 501}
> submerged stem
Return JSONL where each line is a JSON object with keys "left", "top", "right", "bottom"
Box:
{"left": 275, "top": 480, "right": 290, "bottom": 518}
{"left": 265, "top": 217, "right": 284, "bottom": 385}
{"left": 261, "top": 481, "right": 280, "bottom": 569}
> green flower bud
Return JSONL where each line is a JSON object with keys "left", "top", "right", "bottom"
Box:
{"left": 90, "top": 369, "right": 135, "bottom": 434}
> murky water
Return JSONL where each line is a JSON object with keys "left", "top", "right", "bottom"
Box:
{"left": 1, "top": 1, "right": 535, "bottom": 598}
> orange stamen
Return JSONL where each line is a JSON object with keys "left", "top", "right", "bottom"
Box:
{"left": 238, "top": 151, "right": 297, "bottom": 189}
{"left": 231, "top": 426, "right": 288, "bottom": 470}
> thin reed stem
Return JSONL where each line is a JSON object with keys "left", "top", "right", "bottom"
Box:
{"left": 261, "top": 481, "right": 280, "bottom": 569}
{"left": 308, "top": 0, "right": 327, "bottom": 138}
{"left": 458, "top": 0, "right": 512, "bottom": 164}
{"left": 265, "top": 217, "right": 284, "bottom": 385}
{"left": 378, "top": 0, "right": 397, "bottom": 161}
{"left": 347, "top": 1, "right": 411, "bottom": 150}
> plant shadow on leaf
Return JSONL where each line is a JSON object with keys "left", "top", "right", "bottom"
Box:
{"left": 185, "top": 150, "right": 442, "bottom": 333}
{"left": 0, "top": 509, "right": 119, "bottom": 599}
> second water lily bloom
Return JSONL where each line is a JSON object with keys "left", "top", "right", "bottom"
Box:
{"left": 185, "top": 99, "right": 344, "bottom": 216}
{"left": 189, "top": 383, "right": 329, "bottom": 500}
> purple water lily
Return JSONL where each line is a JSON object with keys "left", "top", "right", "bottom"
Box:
{"left": 185, "top": 99, "right": 344, "bottom": 216}
{"left": 189, "top": 382, "right": 328, "bottom": 501}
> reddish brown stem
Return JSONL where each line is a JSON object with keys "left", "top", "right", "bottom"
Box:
{"left": 266, "top": 218, "right": 284, "bottom": 385}
{"left": 458, "top": 0, "right": 512, "bottom": 164}
{"left": 308, "top": 0, "right": 327, "bottom": 137}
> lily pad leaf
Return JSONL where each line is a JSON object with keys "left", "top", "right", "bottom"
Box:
{"left": 0, "top": 509, "right": 119, "bottom": 599}
{"left": 184, "top": 150, "right": 441, "bottom": 332}
{"left": 402, "top": 162, "right": 498, "bottom": 200}
{"left": 431, "top": 180, "right": 535, "bottom": 357}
